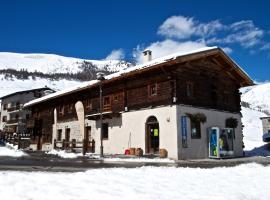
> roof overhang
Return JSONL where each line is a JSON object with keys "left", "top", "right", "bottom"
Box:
{"left": 24, "top": 47, "right": 254, "bottom": 108}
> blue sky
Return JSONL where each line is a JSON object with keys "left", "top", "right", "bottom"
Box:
{"left": 0, "top": 0, "right": 270, "bottom": 82}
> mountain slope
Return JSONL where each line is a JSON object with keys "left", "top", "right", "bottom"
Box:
{"left": 241, "top": 83, "right": 270, "bottom": 115}
{"left": 0, "top": 74, "right": 82, "bottom": 98}
{"left": 0, "top": 52, "right": 130, "bottom": 74}
{"left": 240, "top": 83, "right": 270, "bottom": 155}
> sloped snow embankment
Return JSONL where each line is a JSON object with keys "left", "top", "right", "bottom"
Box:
{"left": 0, "top": 143, "right": 26, "bottom": 157}
{"left": 241, "top": 107, "right": 270, "bottom": 156}
{"left": 241, "top": 83, "right": 270, "bottom": 156}
{"left": 46, "top": 149, "right": 174, "bottom": 162}
{"left": 0, "top": 163, "right": 269, "bottom": 200}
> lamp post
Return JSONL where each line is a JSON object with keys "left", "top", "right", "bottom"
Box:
{"left": 97, "top": 72, "right": 105, "bottom": 157}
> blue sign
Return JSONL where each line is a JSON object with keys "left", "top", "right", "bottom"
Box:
{"left": 181, "top": 116, "right": 188, "bottom": 148}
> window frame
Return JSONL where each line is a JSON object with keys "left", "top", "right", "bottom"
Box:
{"left": 190, "top": 120, "right": 201, "bottom": 139}
{"left": 148, "top": 83, "right": 158, "bottom": 97}
{"left": 59, "top": 106, "right": 64, "bottom": 116}
{"left": 2, "top": 116, "right": 7, "bottom": 122}
{"left": 86, "top": 99, "right": 92, "bottom": 110}
{"left": 57, "top": 129, "right": 62, "bottom": 141}
{"left": 186, "top": 81, "right": 194, "bottom": 98}
{"left": 102, "top": 123, "right": 109, "bottom": 140}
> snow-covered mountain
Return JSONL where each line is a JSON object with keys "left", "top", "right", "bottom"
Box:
{"left": 241, "top": 83, "right": 270, "bottom": 115}
{"left": 0, "top": 74, "right": 82, "bottom": 98}
{"left": 0, "top": 52, "right": 132, "bottom": 97}
{"left": 0, "top": 52, "right": 130, "bottom": 74}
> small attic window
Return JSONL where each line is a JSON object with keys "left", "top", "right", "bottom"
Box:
{"left": 149, "top": 83, "right": 157, "bottom": 96}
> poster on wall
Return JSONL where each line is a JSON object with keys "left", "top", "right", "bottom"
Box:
{"left": 181, "top": 116, "right": 188, "bottom": 148}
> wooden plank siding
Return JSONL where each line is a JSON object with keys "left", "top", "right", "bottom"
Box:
{"left": 28, "top": 55, "right": 243, "bottom": 145}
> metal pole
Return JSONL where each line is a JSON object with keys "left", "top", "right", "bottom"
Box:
{"left": 99, "top": 82, "right": 104, "bottom": 157}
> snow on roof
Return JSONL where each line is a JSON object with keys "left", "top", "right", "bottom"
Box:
{"left": 24, "top": 46, "right": 251, "bottom": 107}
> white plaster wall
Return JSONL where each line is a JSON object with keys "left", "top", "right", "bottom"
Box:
{"left": 176, "top": 105, "right": 243, "bottom": 159}
{"left": 88, "top": 106, "right": 178, "bottom": 159}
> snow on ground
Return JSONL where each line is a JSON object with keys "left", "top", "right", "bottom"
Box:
{"left": 46, "top": 149, "right": 81, "bottom": 159}
{"left": 0, "top": 163, "right": 269, "bottom": 200}
{"left": 46, "top": 149, "right": 174, "bottom": 162}
{"left": 103, "top": 157, "right": 175, "bottom": 163}
{"left": 241, "top": 107, "right": 270, "bottom": 156}
{"left": 0, "top": 144, "right": 26, "bottom": 157}
{"left": 241, "top": 107, "right": 267, "bottom": 150}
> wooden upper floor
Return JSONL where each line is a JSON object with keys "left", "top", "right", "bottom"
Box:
{"left": 27, "top": 48, "right": 253, "bottom": 123}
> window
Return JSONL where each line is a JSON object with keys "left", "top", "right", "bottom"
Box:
{"left": 149, "top": 83, "right": 157, "bottom": 96}
{"left": 113, "top": 94, "right": 119, "bottom": 102}
{"left": 2, "top": 116, "right": 7, "bottom": 122}
{"left": 102, "top": 123, "right": 109, "bottom": 139}
{"left": 86, "top": 99, "right": 92, "bottom": 110}
{"left": 103, "top": 96, "right": 111, "bottom": 110}
{"left": 190, "top": 120, "right": 201, "bottom": 139}
{"left": 67, "top": 104, "right": 73, "bottom": 113}
{"left": 186, "top": 82, "right": 194, "bottom": 98}
{"left": 59, "top": 106, "right": 64, "bottom": 116}
{"left": 3, "top": 104, "right": 7, "bottom": 110}
{"left": 57, "top": 129, "right": 62, "bottom": 141}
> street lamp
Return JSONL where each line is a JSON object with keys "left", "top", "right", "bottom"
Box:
{"left": 97, "top": 72, "right": 105, "bottom": 157}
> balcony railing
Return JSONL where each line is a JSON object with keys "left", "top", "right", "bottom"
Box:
{"left": 7, "top": 105, "right": 24, "bottom": 112}
{"left": 6, "top": 118, "right": 26, "bottom": 125}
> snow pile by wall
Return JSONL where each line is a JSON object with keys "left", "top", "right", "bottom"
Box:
{"left": 46, "top": 149, "right": 81, "bottom": 159}
{"left": 0, "top": 144, "right": 26, "bottom": 157}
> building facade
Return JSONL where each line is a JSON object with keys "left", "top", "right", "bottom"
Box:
{"left": 24, "top": 47, "right": 253, "bottom": 159}
{"left": 0, "top": 88, "right": 54, "bottom": 134}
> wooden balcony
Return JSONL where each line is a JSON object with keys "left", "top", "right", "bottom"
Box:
{"left": 7, "top": 105, "right": 23, "bottom": 112}
{"left": 6, "top": 118, "right": 26, "bottom": 125}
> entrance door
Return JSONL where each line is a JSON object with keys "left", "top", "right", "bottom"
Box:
{"left": 146, "top": 116, "right": 159, "bottom": 154}
{"left": 85, "top": 126, "right": 91, "bottom": 142}
{"left": 65, "top": 128, "right": 70, "bottom": 148}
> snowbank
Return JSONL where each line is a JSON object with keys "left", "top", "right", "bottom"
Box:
{"left": 0, "top": 163, "right": 269, "bottom": 200}
{"left": 46, "top": 149, "right": 81, "bottom": 159}
{"left": 103, "top": 157, "right": 175, "bottom": 163}
{"left": 46, "top": 149, "right": 174, "bottom": 162}
{"left": 241, "top": 107, "right": 270, "bottom": 156}
{"left": 0, "top": 144, "right": 26, "bottom": 157}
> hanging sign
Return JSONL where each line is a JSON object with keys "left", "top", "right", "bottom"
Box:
{"left": 181, "top": 116, "right": 188, "bottom": 148}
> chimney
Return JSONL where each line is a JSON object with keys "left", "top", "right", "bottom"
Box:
{"left": 142, "top": 49, "right": 152, "bottom": 63}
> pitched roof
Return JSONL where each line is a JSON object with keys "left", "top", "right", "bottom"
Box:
{"left": 24, "top": 46, "right": 253, "bottom": 107}
{"left": 0, "top": 87, "right": 54, "bottom": 100}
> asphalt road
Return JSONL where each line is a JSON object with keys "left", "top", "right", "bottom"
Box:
{"left": 0, "top": 152, "right": 269, "bottom": 172}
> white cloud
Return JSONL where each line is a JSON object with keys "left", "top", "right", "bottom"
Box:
{"left": 207, "top": 20, "right": 264, "bottom": 48}
{"left": 260, "top": 43, "right": 270, "bottom": 50}
{"left": 105, "top": 49, "right": 125, "bottom": 60}
{"left": 130, "top": 15, "right": 269, "bottom": 63}
{"left": 134, "top": 39, "right": 206, "bottom": 63}
{"left": 157, "top": 16, "right": 195, "bottom": 39}
{"left": 157, "top": 15, "right": 224, "bottom": 39}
